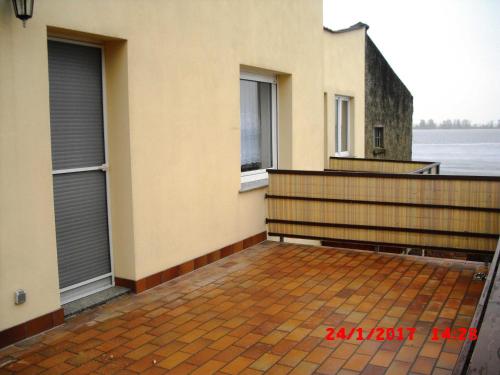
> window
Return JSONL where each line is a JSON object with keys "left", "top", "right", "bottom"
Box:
{"left": 335, "top": 96, "right": 350, "bottom": 156}
{"left": 240, "top": 72, "right": 277, "bottom": 183}
{"left": 374, "top": 126, "right": 384, "bottom": 148}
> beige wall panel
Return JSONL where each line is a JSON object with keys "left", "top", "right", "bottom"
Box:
{"left": 1, "top": 0, "right": 324, "bottom": 328}
{"left": 323, "top": 29, "right": 366, "bottom": 161}
{"left": 104, "top": 41, "right": 136, "bottom": 280}
{"left": 0, "top": 3, "right": 60, "bottom": 330}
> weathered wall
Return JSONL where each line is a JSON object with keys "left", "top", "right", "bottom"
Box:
{"left": 0, "top": 0, "right": 324, "bottom": 330}
{"left": 323, "top": 28, "right": 366, "bottom": 163}
{"left": 365, "top": 36, "right": 413, "bottom": 160}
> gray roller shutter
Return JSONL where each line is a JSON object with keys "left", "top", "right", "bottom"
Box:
{"left": 53, "top": 171, "right": 111, "bottom": 288}
{"left": 48, "top": 40, "right": 105, "bottom": 171}
{"left": 48, "top": 40, "right": 112, "bottom": 294}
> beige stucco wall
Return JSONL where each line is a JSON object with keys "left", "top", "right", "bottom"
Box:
{"left": 0, "top": 0, "right": 325, "bottom": 330}
{"left": 0, "top": 1, "right": 61, "bottom": 330}
{"left": 323, "top": 28, "right": 366, "bottom": 163}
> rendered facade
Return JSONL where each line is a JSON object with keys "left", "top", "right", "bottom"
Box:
{"left": 324, "top": 22, "right": 413, "bottom": 161}
{"left": 0, "top": 0, "right": 412, "bottom": 344}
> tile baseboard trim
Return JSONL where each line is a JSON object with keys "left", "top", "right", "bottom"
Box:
{"left": 115, "top": 231, "right": 267, "bottom": 294}
{"left": 0, "top": 308, "right": 64, "bottom": 349}
{"left": 0, "top": 232, "right": 266, "bottom": 349}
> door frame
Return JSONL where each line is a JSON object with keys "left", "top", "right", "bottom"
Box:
{"left": 48, "top": 37, "right": 115, "bottom": 303}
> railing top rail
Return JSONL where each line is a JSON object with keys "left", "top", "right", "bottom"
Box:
{"left": 329, "top": 156, "right": 439, "bottom": 165}
{"left": 409, "top": 162, "right": 441, "bottom": 174}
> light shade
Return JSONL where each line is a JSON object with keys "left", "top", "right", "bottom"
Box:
{"left": 12, "top": 0, "right": 34, "bottom": 26}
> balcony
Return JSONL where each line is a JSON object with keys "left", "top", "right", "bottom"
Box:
{"left": 266, "top": 164, "right": 500, "bottom": 373}
{"left": 0, "top": 159, "right": 498, "bottom": 374}
{"left": 0, "top": 240, "right": 491, "bottom": 374}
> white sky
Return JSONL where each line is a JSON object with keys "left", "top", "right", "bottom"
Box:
{"left": 323, "top": 0, "right": 500, "bottom": 124}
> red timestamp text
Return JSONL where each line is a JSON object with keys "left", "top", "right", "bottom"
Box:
{"left": 324, "top": 327, "right": 478, "bottom": 341}
{"left": 431, "top": 327, "right": 477, "bottom": 341}
{"left": 325, "top": 327, "right": 416, "bottom": 341}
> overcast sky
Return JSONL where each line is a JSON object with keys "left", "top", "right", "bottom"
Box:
{"left": 323, "top": 0, "right": 500, "bottom": 124}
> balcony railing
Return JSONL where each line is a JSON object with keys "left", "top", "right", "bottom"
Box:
{"left": 266, "top": 169, "right": 500, "bottom": 254}
{"left": 328, "top": 156, "right": 440, "bottom": 174}
{"left": 266, "top": 165, "right": 500, "bottom": 373}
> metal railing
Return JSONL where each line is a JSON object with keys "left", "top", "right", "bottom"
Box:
{"left": 328, "top": 156, "right": 440, "bottom": 174}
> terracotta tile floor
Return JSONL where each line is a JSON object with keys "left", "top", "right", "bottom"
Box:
{"left": 0, "top": 241, "right": 487, "bottom": 374}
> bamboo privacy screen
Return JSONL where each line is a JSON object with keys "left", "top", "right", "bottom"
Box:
{"left": 266, "top": 170, "right": 500, "bottom": 252}
{"left": 328, "top": 157, "right": 440, "bottom": 174}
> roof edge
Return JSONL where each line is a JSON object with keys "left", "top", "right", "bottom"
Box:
{"left": 323, "top": 22, "right": 369, "bottom": 34}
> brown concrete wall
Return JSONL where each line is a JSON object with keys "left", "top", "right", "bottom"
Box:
{"left": 364, "top": 36, "right": 413, "bottom": 160}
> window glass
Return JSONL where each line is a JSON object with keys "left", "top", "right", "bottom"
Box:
{"left": 335, "top": 98, "right": 339, "bottom": 153}
{"left": 240, "top": 80, "right": 273, "bottom": 172}
{"left": 341, "top": 100, "right": 348, "bottom": 152}
{"left": 375, "top": 127, "right": 384, "bottom": 148}
{"left": 335, "top": 96, "right": 350, "bottom": 155}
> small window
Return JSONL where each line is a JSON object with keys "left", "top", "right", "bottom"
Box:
{"left": 240, "top": 72, "right": 277, "bottom": 183}
{"left": 335, "top": 96, "right": 351, "bottom": 156}
{"left": 374, "top": 126, "right": 384, "bottom": 148}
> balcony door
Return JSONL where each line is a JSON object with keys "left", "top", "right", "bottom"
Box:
{"left": 48, "top": 39, "right": 113, "bottom": 304}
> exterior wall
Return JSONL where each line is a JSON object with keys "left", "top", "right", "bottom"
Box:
{"left": 323, "top": 28, "right": 366, "bottom": 164}
{"left": 365, "top": 36, "right": 413, "bottom": 160}
{"left": 0, "top": 1, "right": 61, "bottom": 331}
{"left": 0, "top": 0, "right": 324, "bottom": 330}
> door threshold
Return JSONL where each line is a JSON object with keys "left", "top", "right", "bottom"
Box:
{"left": 62, "top": 286, "right": 130, "bottom": 318}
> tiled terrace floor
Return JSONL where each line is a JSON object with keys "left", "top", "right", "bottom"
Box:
{"left": 0, "top": 241, "right": 486, "bottom": 374}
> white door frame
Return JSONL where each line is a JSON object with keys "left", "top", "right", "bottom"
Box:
{"left": 48, "top": 37, "right": 115, "bottom": 304}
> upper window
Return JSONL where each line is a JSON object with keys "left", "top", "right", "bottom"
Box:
{"left": 374, "top": 126, "right": 384, "bottom": 148}
{"left": 335, "top": 96, "right": 351, "bottom": 156}
{"left": 240, "top": 72, "right": 277, "bottom": 183}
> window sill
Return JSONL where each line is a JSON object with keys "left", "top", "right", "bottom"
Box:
{"left": 373, "top": 147, "right": 386, "bottom": 155}
{"left": 239, "top": 178, "right": 269, "bottom": 193}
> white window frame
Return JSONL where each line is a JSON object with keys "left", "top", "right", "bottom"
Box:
{"left": 240, "top": 71, "right": 278, "bottom": 183}
{"left": 335, "top": 95, "right": 351, "bottom": 157}
{"left": 374, "top": 125, "right": 384, "bottom": 148}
